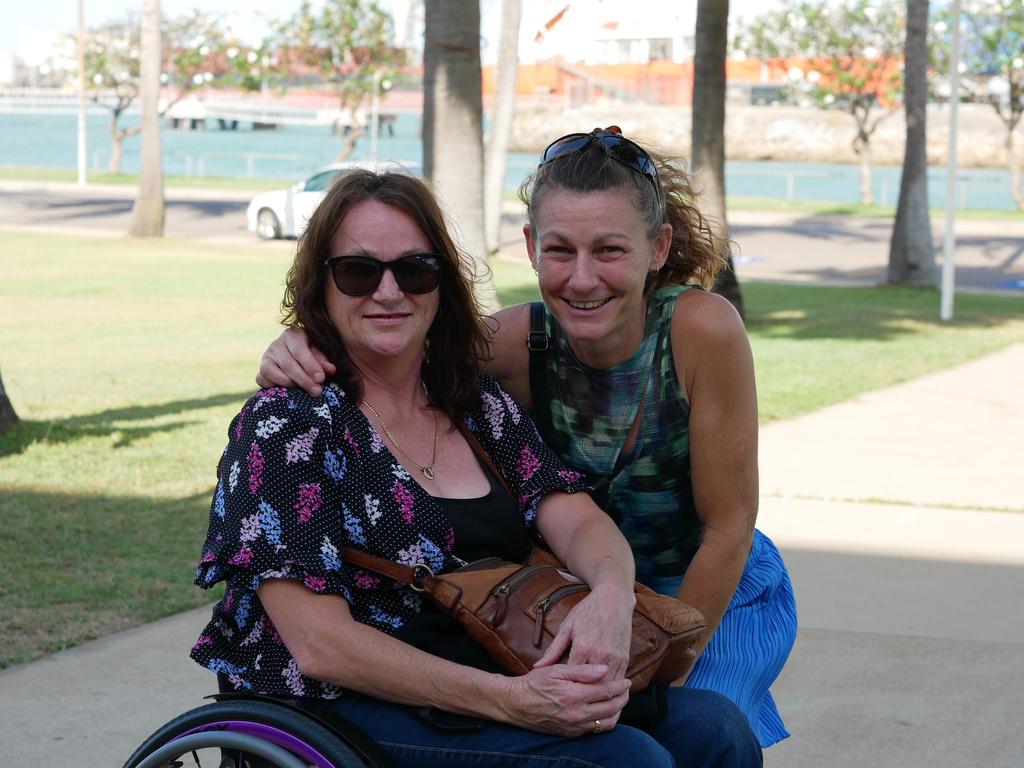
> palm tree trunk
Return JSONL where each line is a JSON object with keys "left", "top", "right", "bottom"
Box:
{"left": 483, "top": 0, "right": 522, "bottom": 256}
{"left": 423, "top": 0, "right": 499, "bottom": 312}
{"left": 692, "top": 0, "right": 744, "bottom": 320}
{"left": 0, "top": 368, "right": 18, "bottom": 434}
{"left": 129, "top": 0, "right": 164, "bottom": 237}
{"left": 888, "top": 0, "right": 935, "bottom": 286}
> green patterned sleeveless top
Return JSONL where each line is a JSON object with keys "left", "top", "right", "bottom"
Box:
{"left": 530, "top": 285, "right": 701, "bottom": 582}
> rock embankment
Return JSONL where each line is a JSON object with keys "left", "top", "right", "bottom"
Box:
{"left": 511, "top": 102, "right": 1010, "bottom": 169}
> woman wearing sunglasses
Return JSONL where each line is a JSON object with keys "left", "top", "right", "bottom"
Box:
{"left": 196, "top": 168, "right": 762, "bottom": 767}
{"left": 258, "top": 129, "right": 797, "bottom": 748}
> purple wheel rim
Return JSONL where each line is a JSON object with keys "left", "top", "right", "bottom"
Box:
{"left": 174, "top": 720, "right": 336, "bottom": 767}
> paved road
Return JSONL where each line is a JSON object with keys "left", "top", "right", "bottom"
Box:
{"left": 3, "top": 182, "right": 1024, "bottom": 293}
{"left": 0, "top": 184, "right": 252, "bottom": 241}
{"left": 729, "top": 211, "right": 1024, "bottom": 293}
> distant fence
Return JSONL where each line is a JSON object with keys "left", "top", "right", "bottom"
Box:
{"left": 725, "top": 165, "right": 1013, "bottom": 210}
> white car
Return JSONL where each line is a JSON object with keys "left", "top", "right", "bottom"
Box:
{"left": 246, "top": 160, "right": 421, "bottom": 240}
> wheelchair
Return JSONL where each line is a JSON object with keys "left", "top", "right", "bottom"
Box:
{"left": 122, "top": 691, "right": 396, "bottom": 768}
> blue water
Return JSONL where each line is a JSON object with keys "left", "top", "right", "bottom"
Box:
{"left": 0, "top": 112, "right": 1017, "bottom": 210}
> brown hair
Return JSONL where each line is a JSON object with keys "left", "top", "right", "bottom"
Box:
{"left": 518, "top": 138, "right": 729, "bottom": 290}
{"left": 282, "top": 169, "right": 487, "bottom": 420}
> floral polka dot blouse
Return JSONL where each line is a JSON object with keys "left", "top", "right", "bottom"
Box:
{"left": 190, "top": 374, "right": 588, "bottom": 698}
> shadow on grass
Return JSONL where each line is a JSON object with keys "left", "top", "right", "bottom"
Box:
{"left": 0, "top": 487, "right": 216, "bottom": 668}
{"left": 0, "top": 390, "right": 253, "bottom": 458}
{"left": 744, "top": 283, "right": 1023, "bottom": 342}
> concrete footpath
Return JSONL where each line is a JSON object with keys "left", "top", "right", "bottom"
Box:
{"left": 1, "top": 346, "right": 1022, "bottom": 766}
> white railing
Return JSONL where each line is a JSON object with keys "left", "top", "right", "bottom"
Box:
{"left": 194, "top": 151, "right": 301, "bottom": 178}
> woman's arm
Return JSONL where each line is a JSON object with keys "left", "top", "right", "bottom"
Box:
{"left": 259, "top": 579, "right": 631, "bottom": 736}
{"left": 255, "top": 304, "right": 534, "bottom": 403}
{"left": 671, "top": 290, "right": 759, "bottom": 659}
{"left": 481, "top": 304, "right": 533, "bottom": 407}
{"left": 256, "top": 327, "right": 336, "bottom": 396}
{"left": 531, "top": 492, "right": 637, "bottom": 679}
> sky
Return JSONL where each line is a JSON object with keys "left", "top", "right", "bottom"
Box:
{"left": 6, "top": 0, "right": 776, "bottom": 62}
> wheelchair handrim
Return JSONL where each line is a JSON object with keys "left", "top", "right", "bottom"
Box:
{"left": 175, "top": 720, "right": 336, "bottom": 767}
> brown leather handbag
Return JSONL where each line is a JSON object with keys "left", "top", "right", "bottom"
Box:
{"left": 342, "top": 546, "right": 706, "bottom": 692}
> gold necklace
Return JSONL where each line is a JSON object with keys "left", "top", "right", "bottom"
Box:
{"left": 363, "top": 383, "right": 439, "bottom": 480}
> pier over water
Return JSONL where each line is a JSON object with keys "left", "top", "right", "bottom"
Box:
{"left": 0, "top": 86, "right": 415, "bottom": 132}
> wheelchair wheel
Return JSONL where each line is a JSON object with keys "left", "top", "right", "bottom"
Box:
{"left": 122, "top": 698, "right": 383, "bottom": 768}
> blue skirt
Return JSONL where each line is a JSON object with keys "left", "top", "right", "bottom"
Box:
{"left": 646, "top": 529, "right": 798, "bottom": 748}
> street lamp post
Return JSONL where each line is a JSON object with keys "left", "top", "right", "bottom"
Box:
{"left": 941, "top": 0, "right": 961, "bottom": 322}
{"left": 369, "top": 70, "right": 380, "bottom": 162}
{"left": 368, "top": 71, "right": 392, "bottom": 163}
{"left": 76, "top": 0, "right": 87, "bottom": 185}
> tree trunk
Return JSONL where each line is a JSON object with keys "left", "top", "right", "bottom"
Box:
{"left": 0, "top": 368, "right": 19, "bottom": 434}
{"left": 129, "top": 0, "right": 165, "bottom": 237}
{"left": 858, "top": 140, "right": 874, "bottom": 205}
{"left": 423, "top": 0, "right": 499, "bottom": 312}
{"left": 483, "top": 0, "right": 522, "bottom": 256}
{"left": 1008, "top": 131, "right": 1024, "bottom": 210}
{"left": 888, "top": 0, "right": 935, "bottom": 286}
{"left": 692, "top": 0, "right": 744, "bottom": 320}
{"left": 109, "top": 116, "right": 124, "bottom": 173}
{"left": 336, "top": 107, "right": 365, "bottom": 162}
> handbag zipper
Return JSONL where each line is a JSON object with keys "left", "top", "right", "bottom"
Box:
{"left": 490, "top": 565, "right": 548, "bottom": 626}
{"left": 533, "top": 584, "right": 590, "bottom": 647}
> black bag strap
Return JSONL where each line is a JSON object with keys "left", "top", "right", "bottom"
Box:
{"left": 526, "top": 301, "right": 554, "bottom": 439}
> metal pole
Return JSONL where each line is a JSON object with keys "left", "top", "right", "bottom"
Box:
{"left": 941, "top": 0, "right": 961, "bottom": 322}
{"left": 370, "top": 70, "right": 381, "bottom": 162}
{"left": 76, "top": 0, "right": 87, "bottom": 185}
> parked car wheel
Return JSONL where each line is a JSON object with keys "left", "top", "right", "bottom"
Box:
{"left": 256, "top": 208, "right": 282, "bottom": 240}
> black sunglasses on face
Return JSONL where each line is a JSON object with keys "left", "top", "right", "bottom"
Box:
{"left": 323, "top": 253, "right": 442, "bottom": 296}
{"left": 540, "top": 128, "right": 661, "bottom": 193}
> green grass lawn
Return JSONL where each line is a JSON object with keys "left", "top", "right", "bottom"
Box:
{"left": 0, "top": 165, "right": 283, "bottom": 192}
{"left": 1, "top": 230, "right": 1022, "bottom": 668}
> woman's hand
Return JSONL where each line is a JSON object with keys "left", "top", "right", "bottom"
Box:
{"left": 533, "top": 584, "right": 634, "bottom": 683}
{"left": 256, "top": 327, "right": 335, "bottom": 395}
{"left": 503, "top": 664, "right": 631, "bottom": 736}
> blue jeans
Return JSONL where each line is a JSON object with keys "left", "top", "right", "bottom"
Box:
{"left": 323, "top": 686, "right": 762, "bottom": 768}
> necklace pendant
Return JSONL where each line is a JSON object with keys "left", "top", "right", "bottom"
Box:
{"left": 422, "top": 467, "right": 435, "bottom": 480}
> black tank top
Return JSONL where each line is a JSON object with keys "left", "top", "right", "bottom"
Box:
{"left": 434, "top": 454, "right": 529, "bottom": 564}
{"left": 394, "top": 454, "right": 527, "bottom": 672}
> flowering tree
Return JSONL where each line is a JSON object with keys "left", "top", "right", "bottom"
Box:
{"left": 74, "top": 12, "right": 228, "bottom": 173}
{"left": 736, "top": 0, "right": 905, "bottom": 203}
{"left": 77, "top": 19, "right": 141, "bottom": 173}
{"left": 162, "top": 11, "right": 230, "bottom": 100}
{"left": 274, "top": 0, "right": 402, "bottom": 161}
{"left": 934, "top": 1, "right": 1024, "bottom": 208}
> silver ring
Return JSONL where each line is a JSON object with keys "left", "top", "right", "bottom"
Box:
{"left": 592, "top": 719, "right": 602, "bottom": 734}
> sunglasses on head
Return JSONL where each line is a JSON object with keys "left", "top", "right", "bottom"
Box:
{"left": 540, "top": 127, "right": 660, "bottom": 191}
{"left": 323, "top": 253, "right": 442, "bottom": 296}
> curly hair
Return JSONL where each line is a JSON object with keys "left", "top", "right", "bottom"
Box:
{"left": 281, "top": 169, "right": 488, "bottom": 421}
{"left": 518, "top": 137, "right": 730, "bottom": 291}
